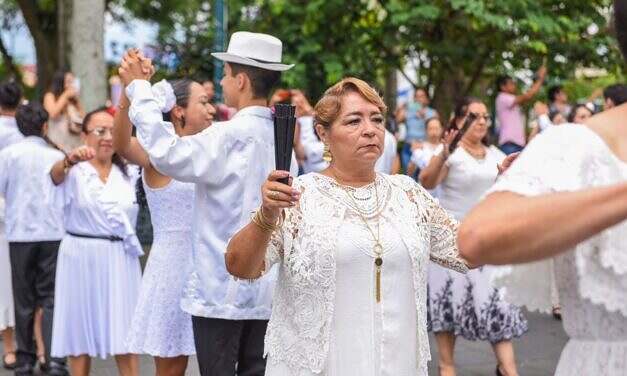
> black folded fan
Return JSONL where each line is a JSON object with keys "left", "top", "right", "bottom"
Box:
{"left": 273, "top": 104, "right": 297, "bottom": 184}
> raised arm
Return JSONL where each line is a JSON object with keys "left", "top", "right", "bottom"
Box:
{"left": 119, "top": 51, "right": 224, "bottom": 184}
{"left": 43, "top": 91, "right": 72, "bottom": 119}
{"left": 112, "top": 90, "right": 151, "bottom": 168}
{"left": 50, "top": 146, "right": 95, "bottom": 185}
{"left": 419, "top": 130, "right": 456, "bottom": 189}
{"left": 514, "top": 65, "right": 547, "bottom": 106}
{"left": 225, "top": 170, "right": 300, "bottom": 279}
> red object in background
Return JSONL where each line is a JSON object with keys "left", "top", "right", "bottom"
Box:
{"left": 274, "top": 89, "right": 291, "bottom": 103}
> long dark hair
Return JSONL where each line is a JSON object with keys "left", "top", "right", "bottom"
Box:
{"left": 163, "top": 79, "right": 194, "bottom": 126}
{"left": 82, "top": 107, "right": 128, "bottom": 177}
{"left": 448, "top": 97, "right": 490, "bottom": 146}
{"left": 49, "top": 70, "right": 78, "bottom": 105}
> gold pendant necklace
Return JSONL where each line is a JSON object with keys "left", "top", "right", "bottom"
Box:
{"left": 345, "top": 180, "right": 384, "bottom": 303}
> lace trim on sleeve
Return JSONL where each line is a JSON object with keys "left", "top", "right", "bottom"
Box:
{"left": 401, "top": 176, "right": 468, "bottom": 273}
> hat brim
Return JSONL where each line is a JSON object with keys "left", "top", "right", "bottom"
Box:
{"left": 211, "top": 52, "right": 294, "bottom": 71}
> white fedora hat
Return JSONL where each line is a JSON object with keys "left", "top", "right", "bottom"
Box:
{"left": 211, "top": 31, "right": 294, "bottom": 71}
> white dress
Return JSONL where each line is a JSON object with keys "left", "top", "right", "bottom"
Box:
{"left": 267, "top": 184, "right": 417, "bottom": 375}
{"left": 0, "top": 198, "right": 13, "bottom": 331}
{"left": 488, "top": 124, "right": 627, "bottom": 375}
{"left": 126, "top": 176, "right": 196, "bottom": 357}
{"left": 262, "top": 173, "right": 469, "bottom": 375}
{"left": 50, "top": 162, "right": 143, "bottom": 358}
{"left": 427, "top": 146, "right": 528, "bottom": 343}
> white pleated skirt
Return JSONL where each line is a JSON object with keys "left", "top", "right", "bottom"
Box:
{"left": 51, "top": 235, "right": 141, "bottom": 358}
{"left": 0, "top": 222, "right": 14, "bottom": 331}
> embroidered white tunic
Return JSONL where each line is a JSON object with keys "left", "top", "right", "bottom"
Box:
{"left": 488, "top": 124, "right": 627, "bottom": 375}
{"left": 262, "top": 173, "right": 468, "bottom": 375}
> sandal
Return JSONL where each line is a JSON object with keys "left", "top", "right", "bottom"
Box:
{"left": 2, "top": 351, "right": 16, "bottom": 370}
{"left": 38, "top": 352, "right": 48, "bottom": 372}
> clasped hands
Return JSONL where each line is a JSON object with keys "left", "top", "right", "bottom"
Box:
{"left": 118, "top": 48, "right": 155, "bottom": 87}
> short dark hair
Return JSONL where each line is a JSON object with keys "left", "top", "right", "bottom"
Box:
{"left": 603, "top": 84, "right": 627, "bottom": 106}
{"left": 496, "top": 75, "right": 512, "bottom": 91}
{"left": 547, "top": 85, "right": 563, "bottom": 103}
{"left": 616, "top": 0, "right": 627, "bottom": 61}
{"left": 15, "top": 102, "right": 49, "bottom": 137}
{"left": 0, "top": 80, "right": 22, "bottom": 110}
{"left": 228, "top": 62, "right": 281, "bottom": 99}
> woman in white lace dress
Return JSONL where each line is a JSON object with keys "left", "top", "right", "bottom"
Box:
{"left": 226, "top": 77, "right": 470, "bottom": 376}
{"left": 458, "top": 4, "right": 627, "bottom": 374}
{"left": 114, "top": 54, "right": 215, "bottom": 376}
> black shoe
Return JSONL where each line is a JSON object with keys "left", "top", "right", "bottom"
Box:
{"left": 46, "top": 361, "right": 69, "bottom": 376}
{"left": 13, "top": 363, "right": 34, "bottom": 376}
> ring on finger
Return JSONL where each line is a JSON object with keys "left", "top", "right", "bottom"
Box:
{"left": 269, "top": 190, "right": 280, "bottom": 199}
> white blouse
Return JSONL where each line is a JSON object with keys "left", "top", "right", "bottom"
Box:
{"left": 261, "top": 173, "right": 468, "bottom": 375}
{"left": 487, "top": 124, "right": 627, "bottom": 375}
{"left": 0, "top": 136, "right": 65, "bottom": 242}
{"left": 439, "top": 145, "right": 505, "bottom": 220}
{"left": 49, "top": 162, "right": 142, "bottom": 257}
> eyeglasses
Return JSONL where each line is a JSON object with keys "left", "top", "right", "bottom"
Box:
{"left": 87, "top": 127, "right": 113, "bottom": 137}
{"left": 469, "top": 113, "right": 492, "bottom": 125}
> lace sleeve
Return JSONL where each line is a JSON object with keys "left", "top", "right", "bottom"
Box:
{"left": 415, "top": 186, "right": 469, "bottom": 273}
{"left": 265, "top": 201, "right": 300, "bottom": 269}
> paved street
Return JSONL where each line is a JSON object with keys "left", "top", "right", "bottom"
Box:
{"left": 1, "top": 310, "right": 566, "bottom": 376}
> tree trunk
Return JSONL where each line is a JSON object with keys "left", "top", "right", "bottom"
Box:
{"left": 16, "top": 0, "right": 58, "bottom": 97}
{"left": 383, "top": 68, "right": 397, "bottom": 114}
{"left": 57, "top": 0, "right": 72, "bottom": 69}
{"left": 71, "top": 0, "right": 107, "bottom": 111}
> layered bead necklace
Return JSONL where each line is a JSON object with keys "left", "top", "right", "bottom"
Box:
{"left": 343, "top": 179, "right": 385, "bottom": 303}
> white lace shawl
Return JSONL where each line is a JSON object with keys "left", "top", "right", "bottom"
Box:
{"left": 488, "top": 124, "right": 627, "bottom": 317}
{"left": 263, "top": 173, "right": 468, "bottom": 374}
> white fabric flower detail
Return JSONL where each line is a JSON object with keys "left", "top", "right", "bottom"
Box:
{"left": 151, "top": 79, "right": 176, "bottom": 113}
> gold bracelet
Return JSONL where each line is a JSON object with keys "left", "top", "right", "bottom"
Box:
{"left": 252, "top": 209, "right": 276, "bottom": 233}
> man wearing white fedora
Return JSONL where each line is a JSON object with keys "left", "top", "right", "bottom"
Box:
{"left": 122, "top": 31, "right": 296, "bottom": 375}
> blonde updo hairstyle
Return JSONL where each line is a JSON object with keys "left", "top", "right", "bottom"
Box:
{"left": 314, "top": 77, "right": 388, "bottom": 134}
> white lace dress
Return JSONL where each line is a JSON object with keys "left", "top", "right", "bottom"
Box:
{"left": 488, "top": 124, "right": 627, "bottom": 375}
{"left": 262, "top": 173, "right": 468, "bottom": 376}
{"left": 126, "top": 176, "right": 196, "bottom": 357}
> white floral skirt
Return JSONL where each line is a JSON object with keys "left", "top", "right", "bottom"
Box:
{"left": 427, "top": 262, "right": 528, "bottom": 343}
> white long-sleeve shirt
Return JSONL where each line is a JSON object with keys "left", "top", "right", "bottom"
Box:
{"left": 0, "top": 136, "right": 65, "bottom": 242}
{"left": 0, "top": 116, "right": 24, "bottom": 151}
{"left": 127, "top": 79, "right": 297, "bottom": 320}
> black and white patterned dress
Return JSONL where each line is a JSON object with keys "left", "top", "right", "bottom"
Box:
{"left": 427, "top": 146, "right": 528, "bottom": 343}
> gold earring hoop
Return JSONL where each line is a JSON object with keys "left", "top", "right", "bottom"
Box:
{"left": 323, "top": 143, "right": 333, "bottom": 163}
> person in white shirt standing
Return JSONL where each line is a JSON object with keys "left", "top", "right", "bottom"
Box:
{"left": 120, "top": 31, "right": 296, "bottom": 375}
{"left": 0, "top": 80, "right": 24, "bottom": 371}
{"left": 0, "top": 103, "right": 68, "bottom": 376}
